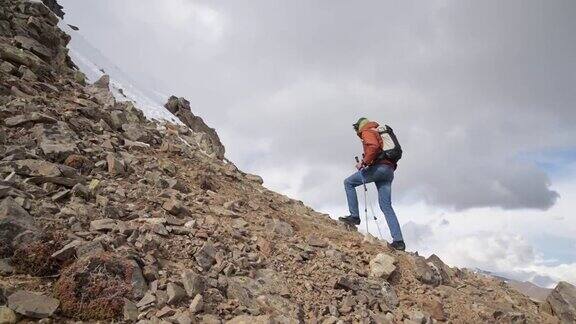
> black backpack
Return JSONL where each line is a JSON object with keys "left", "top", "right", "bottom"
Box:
{"left": 376, "top": 125, "right": 402, "bottom": 163}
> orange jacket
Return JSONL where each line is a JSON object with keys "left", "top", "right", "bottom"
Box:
{"left": 357, "top": 121, "right": 396, "bottom": 169}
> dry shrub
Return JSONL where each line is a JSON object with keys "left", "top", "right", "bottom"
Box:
{"left": 11, "top": 231, "right": 66, "bottom": 276}
{"left": 54, "top": 252, "right": 134, "bottom": 320}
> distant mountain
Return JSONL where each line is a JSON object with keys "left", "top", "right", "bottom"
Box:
{"left": 470, "top": 268, "right": 552, "bottom": 302}
{"left": 507, "top": 280, "right": 552, "bottom": 302}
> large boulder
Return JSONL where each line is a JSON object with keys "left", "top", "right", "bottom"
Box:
{"left": 0, "top": 197, "right": 36, "bottom": 257}
{"left": 412, "top": 256, "right": 442, "bottom": 287}
{"left": 164, "top": 96, "right": 225, "bottom": 159}
{"left": 547, "top": 281, "right": 576, "bottom": 323}
{"left": 426, "top": 254, "right": 454, "bottom": 284}
{"left": 86, "top": 75, "right": 115, "bottom": 107}
{"left": 93, "top": 74, "right": 109, "bottom": 89}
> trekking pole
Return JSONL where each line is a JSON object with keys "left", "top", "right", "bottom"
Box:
{"left": 369, "top": 195, "right": 384, "bottom": 240}
{"left": 355, "top": 156, "right": 370, "bottom": 235}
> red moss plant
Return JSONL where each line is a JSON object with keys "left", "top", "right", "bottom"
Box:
{"left": 54, "top": 252, "right": 135, "bottom": 320}
{"left": 11, "top": 231, "right": 66, "bottom": 276}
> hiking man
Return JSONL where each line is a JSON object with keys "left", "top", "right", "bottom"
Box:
{"left": 339, "top": 117, "right": 406, "bottom": 251}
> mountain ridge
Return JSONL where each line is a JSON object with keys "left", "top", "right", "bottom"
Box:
{"left": 0, "top": 0, "right": 575, "bottom": 323}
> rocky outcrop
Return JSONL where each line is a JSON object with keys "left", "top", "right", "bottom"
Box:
{"left": 0, "top": 0, "right": 566, "bottom": 323}
{"left": 547, "top": 281, "right": 576, "bottom": 323}
{"left": 0, "top": 0, "right": 73, "bottom": 76}
{"left": 41, "top": 0, "right": 65, "bottom": 19}
{"left": 165, "top": 96, "right": 225, "bottom": 159}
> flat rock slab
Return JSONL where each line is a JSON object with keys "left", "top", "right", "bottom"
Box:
{"left": 4, "top": 112, "right": 56, "bottom": 127}
{"left": 8, "top": 290, "right": 59, "bottom": 318}
{"left": 89, "top": 218, "right": 117, "bottom": 231}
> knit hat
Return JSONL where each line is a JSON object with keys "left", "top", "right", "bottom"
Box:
{"left": 352, "top": 117, "right": 369, "bottom": 132}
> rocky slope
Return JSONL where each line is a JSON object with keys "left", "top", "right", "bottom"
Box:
{"left": 0, "top": 1, "right": 575, "bottom": 323}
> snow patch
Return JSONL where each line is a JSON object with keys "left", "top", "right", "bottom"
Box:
{"left": 58, "top": 22, "right": 181, "bottom": 124}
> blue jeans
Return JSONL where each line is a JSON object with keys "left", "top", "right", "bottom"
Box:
{"left": 344, "top": 164, "right": 404, "bottom": 242}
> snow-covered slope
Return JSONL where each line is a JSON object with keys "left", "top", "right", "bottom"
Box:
{"left": 57, "top": 22, "right": 181, "bottom": 124}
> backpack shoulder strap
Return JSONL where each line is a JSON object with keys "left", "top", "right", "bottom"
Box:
{"left": 384, "top": 125, "right": 401, "bottom": 149}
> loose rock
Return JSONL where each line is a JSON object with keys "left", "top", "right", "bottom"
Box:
{"left": 0, "top": 306, "right": 17, "bottom": 324}
{"left": 7, "top": 291, "right": 59, "bottom": 319}
{"left": 369, "top": 253, "right": 396, "bottom": 279}
{"left": 189, "top": 294, "right": 204, "bottom": 314}
{"left": 182, "top": 270, "right": 204, "bottom": 297}
{"left": 106, "top": 153, "right": 126, "bottom": 176}
{"left": 167, "top": 283, "right": 187, "bottom": 305}
{"left": 123, "top": 299, "right": 138, "bottom": 322}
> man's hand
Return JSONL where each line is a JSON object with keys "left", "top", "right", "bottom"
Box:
{"left": 355, "top": 162, "right": 364, "bottom": 170}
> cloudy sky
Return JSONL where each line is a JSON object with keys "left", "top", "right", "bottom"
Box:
{"left": 59, "top": 0, "right": 576, "bottom": 287}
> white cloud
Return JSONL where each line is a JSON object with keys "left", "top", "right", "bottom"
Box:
{"left": 392, "top": 174, "right": 576, "bottom": 287}
{"left": 163, "top": 1, "right": 225, "bottom": 42}
{"left": 400, "top": 218, "right": 575, "bottom": 287}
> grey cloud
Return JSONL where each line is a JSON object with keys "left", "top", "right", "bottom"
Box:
{"left": 60, "top": 0, "right": 575, "bottom": 210}
{"left": 401, "top": 221, "right": 434, "bottom": 246}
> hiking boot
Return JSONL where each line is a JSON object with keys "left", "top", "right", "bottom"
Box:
{"left": 390, "top": 241, "right": 406, "bottom": 251}
{"left": 339, "top": 215, "right": 360, "bottom": 225}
